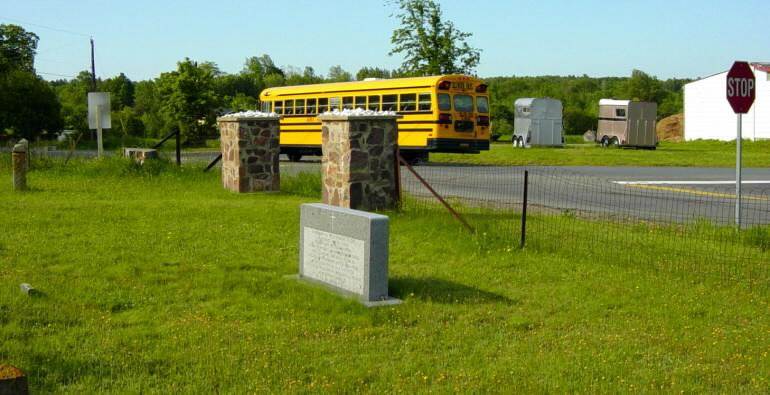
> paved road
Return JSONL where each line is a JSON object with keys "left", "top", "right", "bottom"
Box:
{"left": 275, "top": 158, "right": 770, "bottom": 226}
{"left": 23, "top": 149, "right": 770, "bottom": 226}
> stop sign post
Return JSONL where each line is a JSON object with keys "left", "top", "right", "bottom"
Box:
{"left": 726, "top": 61, "right": 756, "bottom": 228}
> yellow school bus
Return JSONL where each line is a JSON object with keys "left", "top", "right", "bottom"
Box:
{"left": 259, "top": 74, "right": 490, "bottom": 162}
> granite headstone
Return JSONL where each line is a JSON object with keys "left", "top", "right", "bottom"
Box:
{"left": 298, "top": 203, "right": 400, "bottom": 307}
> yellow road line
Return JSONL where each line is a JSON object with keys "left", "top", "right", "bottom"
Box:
{"left": 625, "top": 184, "right": 770, "bottom": 201}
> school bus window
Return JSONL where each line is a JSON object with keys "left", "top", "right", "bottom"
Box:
{"left": 355, "top": 96, "right": 366, "bottom": 110}
{"left": 261, "top": 101, "right": 271, "bottom": 113}
{"left": 318, "top": 98, "right": 329, "bottom": 113}
{"left": 438, "top": 93, "right": 451, "bottom": 111}
{"left": 382, "top": 95, "right": 397, "bottom": 111}
{"left": 285, "top": 100, "right": 294, "bottom": 115}
{"left": 330, "top": 97, "right": 341, "bottom": 110}
{"left": 453, "top": 94, "right": 473, "bottom": 112}
{"left": 367, "top": 95, "right": 380, "bottom": 111}
{"left": 295, "top": 99, "right": 305, "bottom": 115}
{"left": 418, "top": 93, "right": 432, "bottom": 111}
{"left": 307, "top": 98, "right": 317, "bottom": 114}
{"left": 342, "top": 96, "right": 354, "bottom": 110}
{"left": 476, "top": 96, "right": 489, "bottom": 113}
{"left": 400, "top": 93, "right": 416, "bottom": 111}
{"left": 274, "top": 101, "right": 283, "bottom": 114}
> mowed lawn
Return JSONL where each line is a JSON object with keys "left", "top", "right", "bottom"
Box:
{"left": 432, "top": 139, "right": 770, "bottom": 167}
{"left": 1, "top": 158, "right": 769, "bottom": 392}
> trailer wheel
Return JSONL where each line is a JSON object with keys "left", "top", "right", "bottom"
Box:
{"left": 600, "top": 136, "right": 609, "bottom": 147}
{"left": 610, "top": 137, "right": 620, "bottom": 147}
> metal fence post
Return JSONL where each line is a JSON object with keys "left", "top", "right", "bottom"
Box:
{"left": 520, "top": 170, "right": 528, "bottom": 249}
{"left": 175, "top": 130, "right": 181, "bottom": 166}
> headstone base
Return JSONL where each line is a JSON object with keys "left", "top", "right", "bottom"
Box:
{"left": 284, "top": 274, "right": 402, "bottom": 308}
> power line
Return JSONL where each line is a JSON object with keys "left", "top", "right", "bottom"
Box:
{"left": 0, "top": 16, "right": 90, "bottom": 38}
{"left": 37, "top": 71, "right": 77, "bottom": 78}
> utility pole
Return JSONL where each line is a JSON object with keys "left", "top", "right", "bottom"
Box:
{"left": 90, "top": 37, "right": 97, "bottom": 141}
{"left": 90, "top": 37, "right": 96, "bottom": 91}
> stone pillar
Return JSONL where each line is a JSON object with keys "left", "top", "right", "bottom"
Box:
{"left": 319, "top": 114, "right": 400, "bottom": 211}
{"left": 18, "top": 138, "right": 29, "bottom": 171}
{"left": 12, "top": 141, "right": 27, "bottom": 191}
{"left": 217, "top": 114, "right": 281, "bottom": 193}
{"left": 0, "top": 365, "right": 29, "bottom": 395}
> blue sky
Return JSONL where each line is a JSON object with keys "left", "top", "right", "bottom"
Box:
{"left": 2, "top": 0, "right": 768, "bottom": 81}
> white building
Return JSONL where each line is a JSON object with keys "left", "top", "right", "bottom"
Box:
{"left": 684, "top": 63, "right": 770, "bottom": 141}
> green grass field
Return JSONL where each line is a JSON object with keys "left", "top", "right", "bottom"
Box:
{"left": 1, "top": 158, "right": 769, "bottom": 392}
{"left": 432, "top": 139, "right": 770, "bottom": 167}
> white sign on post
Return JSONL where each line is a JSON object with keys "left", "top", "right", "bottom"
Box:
{"left": 88, "top": 92, "right": 111, "bottom": 129}
{"left": 88, "top": 92, "right": 111, "bottom": 158}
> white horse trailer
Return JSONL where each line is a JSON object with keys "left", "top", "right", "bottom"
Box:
{"left": 512, "top": 98, "right": 563, "bottom": 147}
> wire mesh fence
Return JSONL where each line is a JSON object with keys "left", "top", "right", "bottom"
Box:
{"left": 400, "top": 164, "right": 770, "bottom": 290}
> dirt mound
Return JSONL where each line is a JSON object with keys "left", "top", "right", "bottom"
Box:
{"left": 657, "top": 113, "right": 684, "bottom": 142}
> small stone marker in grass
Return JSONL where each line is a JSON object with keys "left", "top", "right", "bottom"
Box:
{"left": 298, "top": 203, "right": 401, "bottom": 307}
{"left": 0, "top": 365, "right": 29, "bottom": 395}
{"left": 19, "top": 283, "right": 36, "bottom": 296}
{"left": 123, "top": 148, "right": 158, "bottom": 165}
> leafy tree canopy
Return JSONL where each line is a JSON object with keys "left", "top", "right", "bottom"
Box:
{"left": 0, "top": 24, "right": 39, "bottom": 73}
{"left": 389, "top": 0, "right": 480, "bottom": 76}
{"left": 0, "top": 70, "right": 62, "bottom": 138}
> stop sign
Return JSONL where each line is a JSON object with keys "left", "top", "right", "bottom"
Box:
{"left": 726, "top": 61, "right": 756, "bottom": 114}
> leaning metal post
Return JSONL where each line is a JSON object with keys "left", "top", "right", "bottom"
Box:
{"left": 398, "top": 154, "right": 474, "bottom": 233}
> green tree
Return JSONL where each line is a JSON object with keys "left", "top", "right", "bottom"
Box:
{"left": 326, "top": 65, "right": 352, "bottom": 82}
{"left": 101, "top": 72, "right": 135, "bottom": 110}
{"left": 114, "top": 106, "right": 145, "bottom": 141}
{"left": 626, "top": 69, "right": 663, "bottom": 103}
{"left": 389, "top": 0, "right": 480, "bottom": 76}
{"left": 53, "top": 71, "right": 93, "bottom": 133}
{"left": 0, "top": 24, "right": 39, "bottom": 73}
{"left": 156, "top": 58, "right": 220, "bottom": 145}
{"left": 356, "top": 67, "right": 393, "bottom": 80}
{"left": 0, "top": 70, "right": 62, "bottom": 138}
{"left": 133, "top": 80, "right": 168, "bottom": 137}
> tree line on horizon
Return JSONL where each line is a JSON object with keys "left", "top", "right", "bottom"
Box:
{"left": 1, "top": 0, "right": 689, "bottom": 144}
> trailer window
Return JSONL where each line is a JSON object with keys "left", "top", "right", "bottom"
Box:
{"left": 616, "top": 108, "right": 626, "bottom": 117}
{"left": 438, "top": 93, "right": 451, "bottom": 111}
{"left": 476, "top": 96, "right": 489, "bottom": 113}
{"left": 453, "top": 94, "right": 473, "bottom": 112}
{"left": 367, "top": 95, "right": 380, "bottom": 111}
